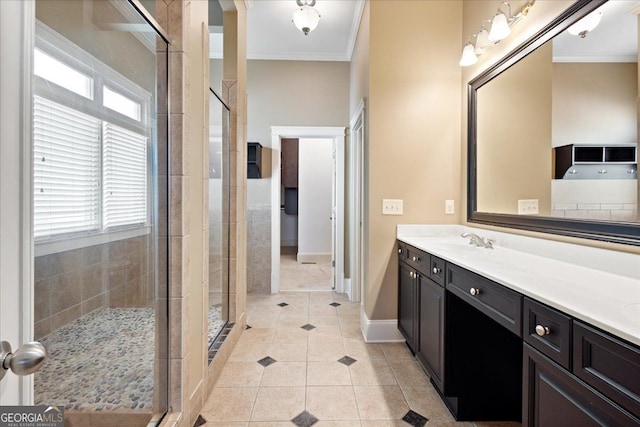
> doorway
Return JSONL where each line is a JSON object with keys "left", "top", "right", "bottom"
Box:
{"left": 270, "top": 127, "right": 346, "bottom": 295}
{"left": 279, "top": 137, "right": 334, "bottom": 291}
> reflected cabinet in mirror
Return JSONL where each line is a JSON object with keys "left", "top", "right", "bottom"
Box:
{"left": 468, "top": 0, "right": 640, "bottom": 245}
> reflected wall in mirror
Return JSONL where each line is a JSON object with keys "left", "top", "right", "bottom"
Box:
{"left": 469, "top": 0, "right": 640, "bottom": 245}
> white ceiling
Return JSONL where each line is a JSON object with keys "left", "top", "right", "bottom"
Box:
{"left": 553, "top": 1, "right": 639, "bottom": 62}
{"left": 210, "top": 0, "right": 365, "bottom": 61}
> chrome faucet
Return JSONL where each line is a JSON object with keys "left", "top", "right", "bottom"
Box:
{"left": 461, "top": 232, "right": 495, "bottom": 249}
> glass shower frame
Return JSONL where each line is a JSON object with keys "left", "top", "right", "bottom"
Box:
{"left": 207, "top": 87, "right": 231, "bottom": 358}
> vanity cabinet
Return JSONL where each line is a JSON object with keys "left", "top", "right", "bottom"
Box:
{"left": 417, "top": 272, "right": 445, "bottom": 391}
{"left": 396, "top": 239, "right": 640, "bottom": 426}
{"left": 398, "top": 260, "right": 418, "bottom": 353}
{"left": 398, "top": 243, "right": 445, "bottom": 388}
{"left": 523, "top": 343, "right": 639, "bottom": 427}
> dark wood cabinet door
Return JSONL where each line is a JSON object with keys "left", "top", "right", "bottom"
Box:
{"left": 417, "top": 275, "right": 445, "bottom": 391}
{"left": 281, "top": 138, "right": 298, "bottom": 188}
{"left": 523, "top": 344, "right": 639, "bottom": 427}
{"left": 398, "top": 261, "right": 417, "bottom": 352}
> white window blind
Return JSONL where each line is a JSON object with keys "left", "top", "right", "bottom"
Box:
{"left": 103, "top": 123, "right": 147, "bottom": 229}
{"left": 33, "top": 96, "right": 101, "bottom": 238}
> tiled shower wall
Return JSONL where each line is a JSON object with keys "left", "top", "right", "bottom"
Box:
{"left": 551, "top": 203, "right": 638, "bottom": 221}
{"left": 34, "top": 234, "right": 154, "bottom": 339}
{"left": 247, "top": 204, "right": 271, "bottom": 294}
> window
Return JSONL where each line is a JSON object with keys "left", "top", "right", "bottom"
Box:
{"left": 34, "top": 49, "right": 93, "bottom": 99}
{"left": 34, "top": 23, "right": 150, "bottom": 241}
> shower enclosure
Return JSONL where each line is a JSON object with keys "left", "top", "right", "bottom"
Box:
{"left": 31, "top": 0, "right": 168, "bottom": 424}
{"left": 207, "top": 88, "right": 231, "bottom": 359}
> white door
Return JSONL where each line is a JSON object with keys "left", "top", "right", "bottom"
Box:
{"left": 0, "top": 0, "right": 35, "bottom": 405}
{"left": 331, "top": 141, "right": 337, "bottom": 289}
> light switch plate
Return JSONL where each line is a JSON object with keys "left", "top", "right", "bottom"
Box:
{"left": 382, "top": 199, "right": 403, "bottom": 215}
{"left": 518, "top": 199, "right": 539, "bottom": 215}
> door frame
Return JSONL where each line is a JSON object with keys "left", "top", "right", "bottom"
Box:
{"left": 270, "top": 126, "right": 346, "bottom": 294}
{"left": 349, "top": 99, "right": 365, "bottom": 304}
{"left": 0, "top": 0, "right": 34, "bottom": 404}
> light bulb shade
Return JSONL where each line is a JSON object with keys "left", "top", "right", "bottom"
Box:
{"left": 488, "top": 12, "right": 511, "bottom": 42}
{"left": 567, "top": 10, "right": 602, "bottom": 37}
{"left": 292, "top": 5, "right": 321, "bottom": 35}
{"left": 459, "top": 43, "right": 478, "bottom": 67}
{"left": 475, "top": 28, "right": 491, "bottom": 54}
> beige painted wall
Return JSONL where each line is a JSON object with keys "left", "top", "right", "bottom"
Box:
{"left": 245, "top": 60, "right": 350, "bottom": 204}
{"left": 476, "top": 42, "right": 552, "bottom": 215}
{"left": 461, "top": 0, "right": 640, "bottom": 255}
{"left": 364, "top": 0, "right": 462, "bottom": 320}
{"left": 552, "top": 62, "right": 638, "bottom": 146}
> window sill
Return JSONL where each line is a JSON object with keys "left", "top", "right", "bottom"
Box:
{"left": 34, "top": 226, "right": 151, "bottom": 257}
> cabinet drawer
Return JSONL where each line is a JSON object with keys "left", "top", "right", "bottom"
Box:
{"left": 524, "top": 298, "right": 572, "bottom": 370}
{"left": 446, "top": 264, "right": 522, "bottom": 336}
{"left": 406, "top": 245, "right": 430, "bottom": 274}
{"left": 429, "top": 256, "right": 446, "bottom": 287}
{"left": 573, "top": 322, "right": 640, "bottom": 420}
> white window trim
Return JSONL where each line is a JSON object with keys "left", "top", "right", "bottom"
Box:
{"left": 34, "top": 21, "right": 154, "bottom": 251}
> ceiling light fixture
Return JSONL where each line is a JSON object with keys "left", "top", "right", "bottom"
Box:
{"left": 567, "top": 10, "right": 603, "bottom": 38}
{"left": 292, "top": 0, "right": 321, "bottom": 36}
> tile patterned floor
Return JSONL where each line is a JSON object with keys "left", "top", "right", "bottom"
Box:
{"left": 200, "top": 291, "right": 522, "bottom": 427}
{"left": 280, "top": 248, "right": 332, "bottom": 291}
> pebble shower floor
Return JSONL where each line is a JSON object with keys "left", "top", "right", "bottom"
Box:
{"left": 34, "top": 306, "right": 226, "bottom": 412}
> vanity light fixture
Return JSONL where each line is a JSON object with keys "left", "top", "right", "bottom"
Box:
{"left": 567, "top": 9, "right": 603, "bottom": 38}
{"left": 459, "top": 0, "right": 535, "bottom": 67}
{"left": 292, "top": 0, "right": 321, "bottom": 36}
{"left": 488, "top": 3, "right": 512, "bottom": 42}
{"left": 459, "top": 41, "right": 479, "bottom": 66}
{"left": 475, "top": 22, "right": 492, "bottom": 55}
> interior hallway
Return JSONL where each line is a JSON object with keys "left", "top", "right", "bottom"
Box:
{"left": 279, "top": 246, "right": 332, "bottom": 291}
{"left": 198, "top": 290, "right": 521, "bottom": 427}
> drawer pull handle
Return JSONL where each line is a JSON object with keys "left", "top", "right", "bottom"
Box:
{"left": 535, "top": 325, "right": 550, "bottom": 336}
{"left": 398, "top": 248, "right": 403, "bottom": 254}
{"left": 412, "top": 256, "right": 419, "bottom": 262}
{"left": 432, "top": 267, "right": 441, "bottom": 274}
{"left": 470, "top": 287, "right": 480, "bottom": 296}
{"left": 409, "top": 271, "right": 414, "bottom": 278}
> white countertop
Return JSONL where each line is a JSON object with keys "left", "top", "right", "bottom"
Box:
{"left": 397, "top": 225, "right": 640, "bottom": 347}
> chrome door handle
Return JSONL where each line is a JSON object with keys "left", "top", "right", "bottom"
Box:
{"left": 0, "top": 341, "right": 48, "bottom": 381}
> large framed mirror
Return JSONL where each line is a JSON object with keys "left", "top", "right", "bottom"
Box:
{"left": 468, "top": 0, "right": 640, "bottom": 246}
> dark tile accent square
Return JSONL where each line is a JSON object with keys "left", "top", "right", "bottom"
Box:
{"left": 337, "top": 356, "right": 357, "bottom": 366}
{"left": 402, "top": 409, "right": 428, "bottom": 427}
{"left": 246, "top": 324, "right": 252, "bottom": 330}
{"left": 291, "top": 410, "right": 319, "bottom": 427}
{"left": 301, "top": 324, "right": 316, "bottom": 331}
{"left": 329, "top": 302, "right": 341, "bottom": 307}
{"left": 193, "top": 415, "right": 207, "bottom": 427}
{"left": 277, "top": 302, "right": 289, "bottom": 307}
{"left": 257, "top": 356, "right": 277, "bottom": 367}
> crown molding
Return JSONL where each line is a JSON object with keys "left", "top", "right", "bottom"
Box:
{"left": 347, "top": 0, "right": 366, "bottom": 61}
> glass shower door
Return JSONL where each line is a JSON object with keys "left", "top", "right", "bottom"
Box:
{"left": 31, "top": 1, "right": 168, "bottom": 424}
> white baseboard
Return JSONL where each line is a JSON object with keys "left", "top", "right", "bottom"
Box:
{"left": 360, "top": 308, "right": 405, "bottom": 343}
{"left": 297, "top": 252, "right": 331, "bottom": 263}
{"left": 343, "top": 278, "right": 352, "bottom": 300}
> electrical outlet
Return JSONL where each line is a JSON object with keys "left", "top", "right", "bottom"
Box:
{"left": 445, "top": 200, "right": 455, "bottom": 215}
{"left": 518, "top": 199, "right": 539, "bottom": 215}
{"left": 382, "top": 199, "right": 403, "bottom": 215}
